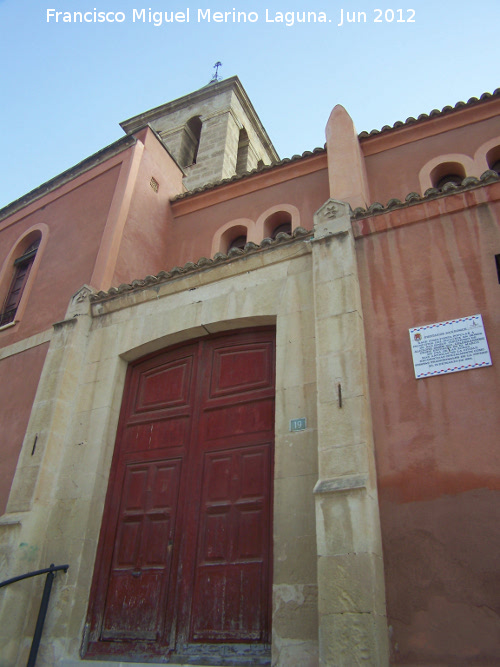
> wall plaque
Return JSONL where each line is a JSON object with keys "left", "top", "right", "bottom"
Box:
{"left": 409, "top": 314, "right": 492, "bottom": 379}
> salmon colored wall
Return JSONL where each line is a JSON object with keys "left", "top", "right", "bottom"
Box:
{"left": 0, "top": 343, "right": 49, "bottom": 514}
{"left": 111, "top": 129, "right": 184, "bottom": 285}
{"left": 356, "top": 187, "right": 500, "bottom": 663}
{"left": 0, "top": 164, "right": 122, "bottom": 346}
{"left": 166, "top": 168, "right": 329, "bottom": 269}
{"left": 363, "top": 113, "right": 500, "bottom": 204}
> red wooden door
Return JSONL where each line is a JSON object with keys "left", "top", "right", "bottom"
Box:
{"left": 86, "top": 329, "right": 275, "bottom": 664}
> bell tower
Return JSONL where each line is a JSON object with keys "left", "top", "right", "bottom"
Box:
{"left": 120, "top": 76, "right": 279, "bottom": 191}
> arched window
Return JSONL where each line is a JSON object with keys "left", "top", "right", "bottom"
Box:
{"left": 430, "top": 162, "right": 466, "bottom": 189}
{"left": 0, "top": 236, "right": 40, "bottom": 327}
{"left": 180, "top": 116, "right": 202, "bottom": 167}
{"left": 220, "top": 225, "right": 248, "bottom": 253}
{"left": 263, "top": 211, "right": 292, "bottom": 239}
{"left": 235, "top": 128, "right": 250, "bottom": 176}
{"left": 486, "top": 146, "right": 500, "bottom": 174}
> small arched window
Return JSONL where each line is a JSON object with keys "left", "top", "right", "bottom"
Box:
{"left": 0, "top": 237, "right": 40, "bottom": 327}
{"left": 430, "top": 162, "right": 466, "bottom": 189}
{"left": 486, "top": 147, "right": 500, "bottom": 174}
{"left": 236, "top": 128, "right": 250, "bottom": 176}
{"left": 263, "top": 211, "right": 292, "bottom": 239}
{"left": 180, "top": 116, "right": 202, "bottom": 167}
{"left": 220, "top": 225, "right": 248, "bottom": 253}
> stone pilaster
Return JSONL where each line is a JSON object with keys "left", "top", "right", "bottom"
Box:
{"left": 5, "top": 286, "right": 94, "bottom": 514}
{"left": 0, "top": 286, "right": 96, "bottom": 665}
{"left": 311, "top": 200, "right": 388, "bottom": 666}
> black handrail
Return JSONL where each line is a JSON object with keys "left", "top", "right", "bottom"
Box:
{"left": 0, "top": 563, "right": 69, "bottom": 667}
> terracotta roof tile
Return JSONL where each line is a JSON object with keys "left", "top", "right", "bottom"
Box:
{"left": 90, "top": 226, "right": 313, "bottom": 303}
{"left": 172, "top": 89, "right": 499, "bottom": 202}
{"left": 358, "top": 89, "right": 500, "bottom": 139}
{"left": 171, "top": 147, "right": 326, "bottom": 201}
{"left": 351, "top": 170, "right": 500, "bottom": 219}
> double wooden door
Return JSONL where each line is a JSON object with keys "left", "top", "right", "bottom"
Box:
{"left": 86, "top": 329, "right": 275, "bottom": 664}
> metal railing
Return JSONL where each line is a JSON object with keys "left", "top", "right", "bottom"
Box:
{"left": 0, "top": 563, "right": 69, "bottom": 667}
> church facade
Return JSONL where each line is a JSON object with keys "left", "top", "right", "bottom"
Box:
{"left": 0, "top": 78, "right": 499, "bottom": 666}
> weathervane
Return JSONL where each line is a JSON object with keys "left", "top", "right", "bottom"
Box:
{"left": 211, "top": 61, "right": 222, "bottom": 82}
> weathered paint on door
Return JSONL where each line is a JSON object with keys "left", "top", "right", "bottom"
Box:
{"left": 86, "top": 329, "right": 275, "bottom": 664}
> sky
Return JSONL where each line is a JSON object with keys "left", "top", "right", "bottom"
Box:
{"left": 0, "top": 0, "right": 498, "bottom": 209}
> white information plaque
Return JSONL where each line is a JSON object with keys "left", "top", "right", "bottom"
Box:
{"left": 409, "top": 314, "right": 492, "bottom": 379}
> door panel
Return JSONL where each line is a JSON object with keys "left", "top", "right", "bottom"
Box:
{"left": 190, "top": 443, "right": 271, "bottom": 643}
{"left": 190, "top": 563, "right": 263, "bottom": 641}
{"left": 122, "top": 416, "right": 191, "bottom": 454}
{"left": 204, "top": 399, "right": 275, "bottom": 442}
{"left": 101, "top": 459, "right": 182, "bottom": 641}
{"left": 209, "top": 342, "right": 274, "bottom": 398}
{"left": 135, "top": 355, "right": 194, "bottom": 413}
{"left": 86, "top": 329, "right": 275, "bottom": 663}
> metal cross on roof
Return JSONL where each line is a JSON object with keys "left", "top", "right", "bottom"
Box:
{"left": 211, "top": 62, "right": 222, "bottom": 82}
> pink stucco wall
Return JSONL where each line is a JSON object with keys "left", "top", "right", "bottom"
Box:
{"left": 356, "top": 183, "right": 500, "bottom": 663}
{"left": 362, "top": 106, "right": 500, "bottom": 205}
{"left": 0, "top": 163, "right": 122, "bottom": 347}
{"left": 111, "top": 128, "right": 184, "bottom": 286}
{"left": 0, "top": 128, "right": 184, "bottom": 346}
{"left": 0, "top": 343, "right": 49, "bottom": 514}
{"left": 167, "top": 161, "right": 329, "bottom": 269}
